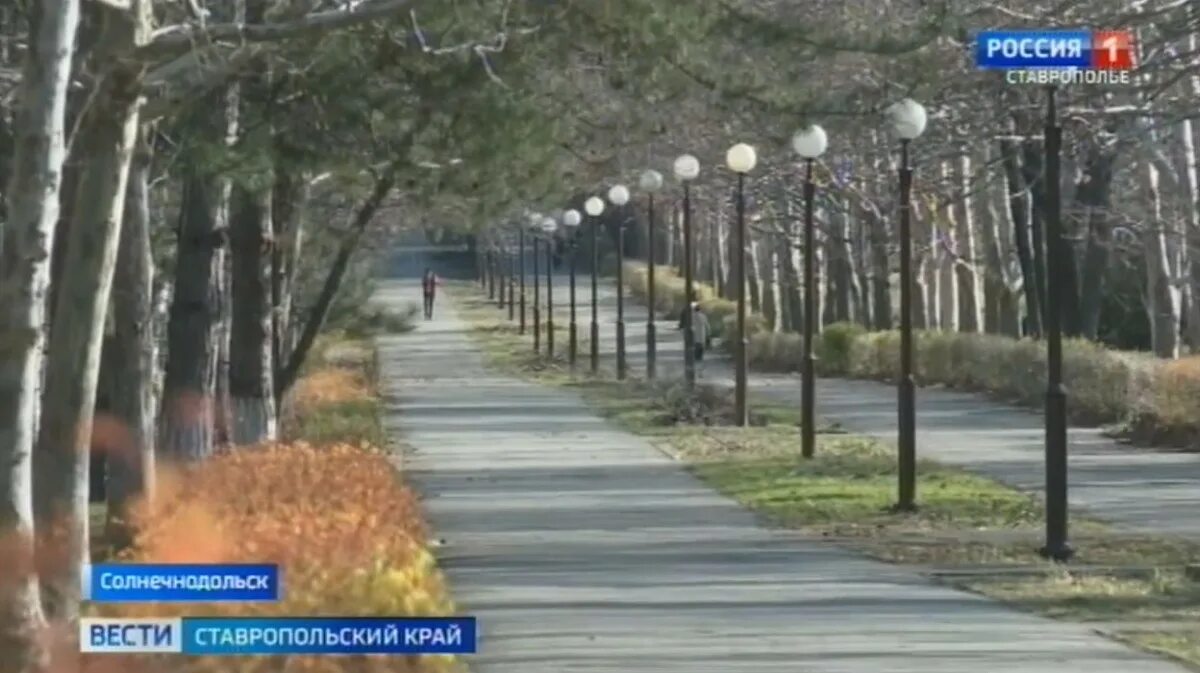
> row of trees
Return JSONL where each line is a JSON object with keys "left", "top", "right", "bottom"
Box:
{"left": 3, "top": 0, "right": 1198, "bottom": 670}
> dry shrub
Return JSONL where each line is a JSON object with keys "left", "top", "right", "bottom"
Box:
{"left": 290, "top": 369, "right": 373, "bottom": 414}
{"left": 82, "top": 443, "right": 457, "bottom": 673}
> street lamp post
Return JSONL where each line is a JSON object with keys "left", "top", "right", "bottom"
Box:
{"left": 508, "top": 233, "right": 516, "bottom": 321}
{"left": 726, "top": 143, "right": 757, "bottom": 427}
{"left": 1041, "top": 86, "right": 1073, "bottom": 562}
{"left": 608, "top": 184, "right": 632, "bottom": 380}
{"left": 888, "top": 97, "right": 927, "bottom": 512}
{"left": 640, "top": 169, "right": 664, "bottom": 379}
{"left": 792, "top": 124, "right": 829, "bottom": 458}
{"left": 541, "top": 216, "right": 559, "bottom": 359}
{"left": 532, "top": 217, "right": 542, "bottom": 353}
{"left": 487, "top": 246, "right": 495, "bottom": 300}
{"left": 674, "top": 154, "right": 700, "bottom": 387}
{"left": 563, "top": 209, "right": 583, "bottom": 368}
{"left": 519, "top": 226, "right": 527, "bottom": 334}
{"left": 585, "top": 196, "right": 605, "bottom": 374}
{"left": 497, "top": 240, "right": 507, "bottom": 309}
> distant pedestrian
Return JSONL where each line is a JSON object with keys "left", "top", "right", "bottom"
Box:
{"left": 422, "top": 268, "right": 442, "bottom": 319}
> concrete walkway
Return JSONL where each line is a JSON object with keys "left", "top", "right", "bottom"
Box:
{"left": 375, "top": 277, "right": 1188, "bottom": 673}
{"left": 534, "top": 273, "right": 1200, "bottom": 537}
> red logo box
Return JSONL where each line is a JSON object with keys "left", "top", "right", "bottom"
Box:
{"left": 1093, "top": 30, "right": 1135, "bottom": 70}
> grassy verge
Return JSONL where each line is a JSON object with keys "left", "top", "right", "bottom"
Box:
{"left": 454, "top": 280, "right": 1200, "bottom": 670}
{"left": 280, "top": 330, "right": 386, "bottom": 447}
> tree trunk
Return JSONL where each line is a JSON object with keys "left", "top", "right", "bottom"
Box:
{"left": 1076, "top": 142, "right": 1115, "bottom": 340}
{"left": 277, "top": 161, "right": 398, "bottom": 399}
{"left": 914, "top": 198, "right": 933, "bottom": 330}
{"left": 34, "top": 2, "right": 145, "bottom": 621}
{"left": 760, "top": 234, "right": 778, "bottom": 329}
{"left": 1141, "top": 156, "right": 1181, "bottom": 358}
{"left": 746, "top": 235, "right": 762, "bottom": 314}
{"left": 0, "top": 0, "right": 80, "bottom": 665}
{"left": 104, "top": 123, "right": 156, "bottom": 548}
{"left": 271, "top": 169, "right": 308, "bottom": 401}
{"left": 954, "top": 153, "right": 981, "bottom": 332}
{"left": 159, "top": 97, "right": 235, "bottom": 462}
{"left": 1182, "top": 40, "right": 1200, "bottom": 349}
{"left": 1021, "top": 141, "right": 1051, "bottom": 335}
{"left": 777, "top": 226, "right": 802, "bottom": 332}
{"left": 825, "top": 197, "right": 858, "bottom": 324}
{"left": 229, "top": 184, "right": 277, "bottom": 445}
{"left": 1000, "top": 139, "right": 1041, "bottom": 337}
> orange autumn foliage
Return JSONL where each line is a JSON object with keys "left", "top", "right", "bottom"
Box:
{"left": 290, "top": 369, "right": 373, "bottom": 414}
{"left": 78, "top": 443, "right": 459, "bottom": 673}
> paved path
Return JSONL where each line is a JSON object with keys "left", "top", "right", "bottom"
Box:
{"left": 524, "top": 273, "right": 1200, "bottom": 537}
{"left": 375, "top": 277, "right": 1188, "bottom": 673}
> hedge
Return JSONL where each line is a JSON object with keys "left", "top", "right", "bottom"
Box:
{"left": 623, "top": 260, "right": 1200, "bottom": 449}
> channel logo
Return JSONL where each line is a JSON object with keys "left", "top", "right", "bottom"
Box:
{"left": 976, "top": 30, "right": 1135, "bottom": 70}
{"left": 81, "top": 618, "right": 182, "bottom": 653}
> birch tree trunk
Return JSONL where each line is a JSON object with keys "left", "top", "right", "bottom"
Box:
{"left": 954, "top": 153, "right": 981, "bottom": 332}
{"left": 230, "top": 184, "right": 277, "bottom": 445}
{"left": 104, "top": 123, "right": 156, "bottom": 548}
{"left": 1001, "top": 139, "right": 1042, "bottom": 337}
{"left": 747, "top": 235, "right": 762, "bottom": 313}
{"left": 271, "top": 169, "right": 309, "bottom": 400}
{"left": 0, "top": 0, "right": 80, "bottom": 665}
{"left": 1141, "top": 155, "right": 1181, "bottom": 358}
{"left": 1183, "top": 36, "right": 1200, "bottom": 349}
{"left": 33, "top": 1, "right": 147, "bottom": 622}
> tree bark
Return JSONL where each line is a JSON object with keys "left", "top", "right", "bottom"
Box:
{"left": 954, "top": 153, "right": 981, "bottom": 332}
{"left": 34, "top": 2, "right": 145, "bottom": 625}
{"left": 1182, "top": 40, "right": 1200, "bottom": 349}
{"left": 229, "top": 184, "right": 277, "bottom": 445}
{"left": 0, "top": 0, "right": 80, "bottom": 665}
{"left": 1141, "top": 155, "right": 1181, "bottom": 358}
{"left": 271, "top": 169, "right": 309, "bottom": 402}
{"left": 104, "top": 123, "right": 156, "bottom": 548}
{"left": 277, "top": 161, "right": 399, "bottom": 399}
{"left": 1000, "top": 139, "right": 1041, "bottom": 337}
{"left": 1076, "top": 141, "right": 1115, "bottom": 340}
{"left": 159, "top": 95, "right": 236, "bottom": 462}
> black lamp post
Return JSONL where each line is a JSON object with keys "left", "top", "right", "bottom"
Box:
{"left": 487, "top": 246, "right": 495, "bottom": 300}
{"left": 726, "top": 143, "right": 757, "bottom": 427}
{"left": 640, "top": 170, "right": 664, "bottom": 379}
{"left": 536, "top": 216, "right": 559, "bottom": 359}
{"left": 585, "top": 195, "right": 605, "bottom": 374}
{"left": 888, "top": 98, "right": 927, "bottom": 512}
{"left": 507, "top": 233, "right": 516, "bottom": 321}
{"left": 519, "top": 226, "right": 527, "bottom": 334}
{"left": 497, "top": 242, "right": 507, "bottom": 309}
{"left": 792, "top": 125, "right": 829, "bottom": 458}
{"left": 562, "top": 208, "right": 583, "bottom": 368}
{"left": 1041, "top": 86, "right": 1073, "bottom": 562}
{"left": 532, "top": 220, "right": 541, "bottom": 353}
{"left": 608, "top": 184, "right": 632, "bottom": 380}
{"left": 674, "top": 154, "right": 700, "bottom": 387}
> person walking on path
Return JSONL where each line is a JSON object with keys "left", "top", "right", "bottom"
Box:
{"left": 422, "top": 268, "right": 442, "bottom": 319}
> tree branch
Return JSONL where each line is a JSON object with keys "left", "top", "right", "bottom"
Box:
{"left": 138, "top": 0, "right": 418, "bottom": 59}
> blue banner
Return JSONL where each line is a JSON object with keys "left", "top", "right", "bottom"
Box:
{"left": 80, "top": 617, "right": 477, "bottom": 655}
{"left": 976, "top": 30, "right": 1092, "bottom": 69}
{"left": 84, "top": 564, "right": 280, "bottom": 603}
{"left": 181, "top": 617, "right": 477, "bottom": 655}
